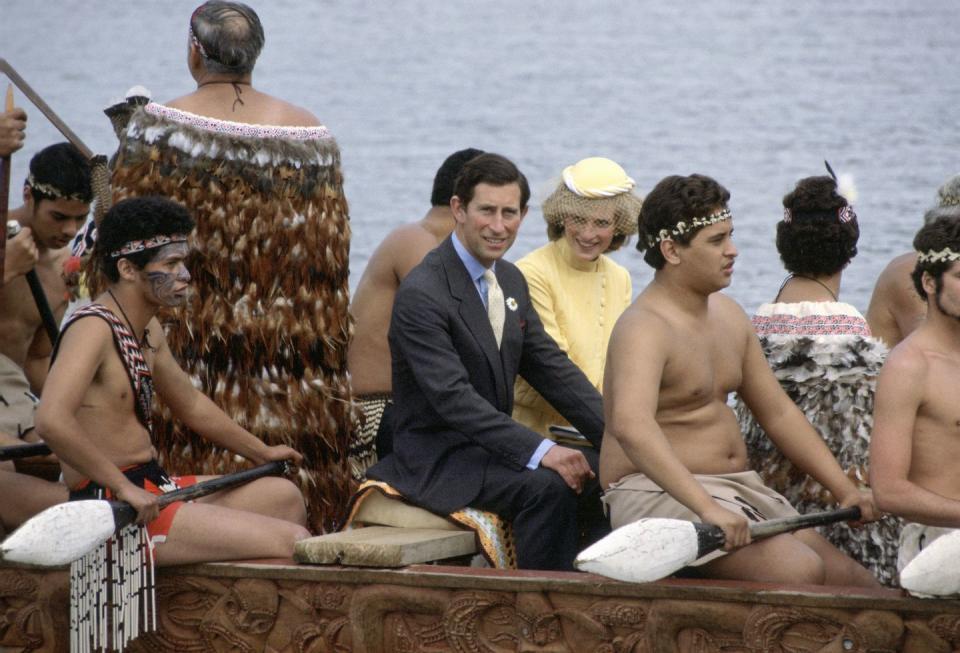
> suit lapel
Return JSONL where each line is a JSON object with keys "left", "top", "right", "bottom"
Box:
{"left": 439, "top": 239, "right": 510, "bottom": 408}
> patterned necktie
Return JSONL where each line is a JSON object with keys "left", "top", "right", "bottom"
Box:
{"left": 483, "top": 268, "right": 505, "bottom": 348}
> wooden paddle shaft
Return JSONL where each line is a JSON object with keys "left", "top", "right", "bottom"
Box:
{"left": 111, "top": 460, "right": 292, "bottom": 530}
{"left": 749, "top": 506, "right": 861, "bottom": 540}
{"left": 0, "top": 85, "right": 13, "bottom": 284}
{"left": 0, "top": 59, "right": 92, "bottom": 158}
{"left": 6, "top": 221, "right": 61, "bottom": 344}
{"left": 0, "top": 441, "right": 51, "bottom": 461}
{"left": 25, "top": 269, "right": 60, "bottom": 344}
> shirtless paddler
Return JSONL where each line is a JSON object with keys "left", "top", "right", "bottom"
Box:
{"left": 870, "top": 216, "right": 960, "bottom": 576}
{"left": 35, "top": 196, "right": 310, "bottom": 564}
{"left": 600, "top": 173, "right": 880, "bottom": 586}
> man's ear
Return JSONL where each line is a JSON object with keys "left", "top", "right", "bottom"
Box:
{"left": 921, "top": 270, "right": 937, "bottom": 298}
{"left": 660, "top": 239, "right": 681, "bottom": 265}
{"left": 450, "top": 195, "right": 466, "bottom": 224}
{"left": 116, "top": 258, "right": 139, "bottom": 282}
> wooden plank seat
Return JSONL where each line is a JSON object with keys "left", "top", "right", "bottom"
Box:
{"left": 295, "top": 480, "right": 516, "bottom": 568}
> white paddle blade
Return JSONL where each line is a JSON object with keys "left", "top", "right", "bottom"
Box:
{"left": 900, "top": 530, "right": 960, "bottom": 598}
{"left": 0, "top": 500, "right": 116, "bottom": 566}
{"left": 575, "top": 518, "right": 699, "bottom": 583}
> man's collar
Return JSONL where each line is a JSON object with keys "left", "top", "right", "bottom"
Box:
{"left": 451, "top": 232, "right": 494, "bottom": 280}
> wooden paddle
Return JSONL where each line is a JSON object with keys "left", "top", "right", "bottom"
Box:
{"left": 0, "top": 460, "right": 292, "bottom": 566}
{"left": 0, "top": 441, "right": 51, "bottom": 461}
{"left": 0, "top": 84, "right": 14, "bottom": 283}
{"left": 0, "top": 59, "right": 92, "bottom": 158}
{"left": 6, "top": 221, "right": 60, "bottom": 343}
{"left": 575, "top": 506, "right": 861, "bottom": 584}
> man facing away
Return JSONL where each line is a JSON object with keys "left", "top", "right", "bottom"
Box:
{"left": 36, "top": 196, "right": 309, "bottom": 565}
{"left": 367, "top": 153, "right": 608, "bottom": 571}
{"left": 109, "top": 0, "right": 353, "bottom": 532}
{"left": 347, "top": 147, "right": 483, "bottom": 479}
{"left": 0, "top": 143, "right": 91, "bottom": 441}
{"left": 600, "top": 174, "right": 879, "bottom": 586}
{"left": 870, "top": 216, "right": 960, "bottom": 574}
{"left": 866, "top": 174, "right": 960, "bottom": 347}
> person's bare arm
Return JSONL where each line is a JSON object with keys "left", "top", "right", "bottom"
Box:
{"left": 34, "top": 318, "right": 160, "bottom": 523}
{"left": 869, "top": 345, "right": 960, "bottom": 525}
{"left": 23, "top": 301, "right": 66, "bottom": 394}
{"left": 604, "top": 309, "right": 751, "bottom": 547}
{"left": 149, "top": 321, "right": 301, "bottom": 466}
{"left": 737, "top": 318, "right": 876, "bottom": 521}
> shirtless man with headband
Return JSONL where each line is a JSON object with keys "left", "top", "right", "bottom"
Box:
{"left": 36, "top": 196, "right": 309, "bottom": 565}
{"left": 870, "top": 216, "right": 960, "bottom": 577}
{"left": 600, "top": 173, "right": 879, "bottom": 586}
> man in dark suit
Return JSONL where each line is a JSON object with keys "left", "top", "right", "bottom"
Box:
{"left": 367, "top": 153, "right": 607, "bottom": 571}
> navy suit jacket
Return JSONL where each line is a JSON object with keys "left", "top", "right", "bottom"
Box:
{"left": 367, "top": 236, "right": 604, "bottom": 514}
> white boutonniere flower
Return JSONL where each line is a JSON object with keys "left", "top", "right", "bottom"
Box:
{"left": 506, "top": 297, "right": 518, "bottom": 311}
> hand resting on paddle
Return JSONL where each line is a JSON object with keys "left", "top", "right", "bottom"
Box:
{"left": 254, "top": 443, "right": 303, "bottom": 468}
{"left": 3, "top": 226, "right": 38, "bottom": 286}
{"left": 114, "top": 481, "right": 160, "bottom": 525}
{"left": 837, "top": 487, "right": 878, "bottom": 526}
{"left": 698, "top": 502, "right": 751, "bottom": 550}
{"left": 0, "top": 106, "right": 26, "bottom": 157}
{"left": 541, "top": 445, "right": 595, "bottom": 493}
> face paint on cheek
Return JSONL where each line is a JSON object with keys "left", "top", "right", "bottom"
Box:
{"left": 146, "top": 271, "right": 184, "bottom": 306}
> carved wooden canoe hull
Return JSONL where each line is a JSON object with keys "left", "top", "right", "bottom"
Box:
{"left": 2, "top": 560, "right": 960, "bottom": 652}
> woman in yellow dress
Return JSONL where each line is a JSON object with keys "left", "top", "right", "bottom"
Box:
{"left": 513, "top": 157, "right": 642, "bottom": 438}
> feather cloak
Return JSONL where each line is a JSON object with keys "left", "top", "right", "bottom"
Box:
{"left": 108, "top": 102, "right": 356, "bottom": 533}
{"left": 734, "top": 301, "right": 901, "bottom": 586}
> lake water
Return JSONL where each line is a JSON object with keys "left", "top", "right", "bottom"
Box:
{"left": 4, "top": 1, "right": 960, "bottom": 314}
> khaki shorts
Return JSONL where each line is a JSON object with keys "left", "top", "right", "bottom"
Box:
{"left": 602, "top": 470, "right": 800, "bottom": 565}
{"left": 0, "top": 353, "right": 37, "bottom": 439}
{"left": 897, "top": 522, "right": 955, "bottom": 574}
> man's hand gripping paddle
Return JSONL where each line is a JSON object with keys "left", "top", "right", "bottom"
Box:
{"left": 575, "top": 506, "right": 861, "bottom": 583}
{"left": 0, "top": 460, "right": 291, "bottom": 566}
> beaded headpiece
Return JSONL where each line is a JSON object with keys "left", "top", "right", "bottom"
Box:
{"left": 26, "top": 174, "right": 90, "bottom": 203}
{"left": 782, "top": 161, "right": 858, "bottom": 226}
{"left": 782, "top": 204, "right": 857, "bottom": 224}
{"left": 109, "top": 234, "right": 189, "bottom": 258}
{"left": 644, "top": 208, "right": 732, "bottom": 249}
{"left": 542, "top": 157, "right": 641, "bottom": 236}
{"left": 916, "top": 247, "right": 960, "bottom": 265}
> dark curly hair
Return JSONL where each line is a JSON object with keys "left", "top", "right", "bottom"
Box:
{"left": 776, "top": 176, "right": 858, "bottom": 276}
{"left": 26, "top": 142, "right": 93, "bottom": 204}
{"left": 911, "top": 216, "right": 960, "bottom": 299}
{"left": 636, "top": 174, "right": 730, "bottom": 269}
{"left": 430, "top": 148, "right": 484, "bottom": 207}
{"left": 94, "top": 196, "right": 195, "bottom": 282}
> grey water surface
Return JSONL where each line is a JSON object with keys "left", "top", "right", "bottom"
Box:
{"left": 4, "top": 1, "right": 959, "bottom": 314}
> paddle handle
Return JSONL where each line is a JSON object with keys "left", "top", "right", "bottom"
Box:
{"left": 111, "top": 460, "right": 291, "bottom": 530}
{"left": 0, "top": 441, "right": 52, "bottom": 461}
{"left": 694, "top": 506, "right": 862, "bottom": 559}
{"left": 749, "top": 506, "right": 861, "bottom": 539}
{"left": 26, "top": 269, "right": 59, "bottom": 344}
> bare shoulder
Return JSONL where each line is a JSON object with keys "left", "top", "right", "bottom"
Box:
{"left": 270, "top": 99, "right": 322, "bottom": 127}
{"left": 609, "top": 300, "right": 671, "bottom": 352}
{"left": 46, "top": 313, "right": 112, "bottom": 376}
{"left": 882, "top": 334, "right": 930, "bottom": 381}
{"left": 708, "top": 292, "right": 754, "bottom": 336}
